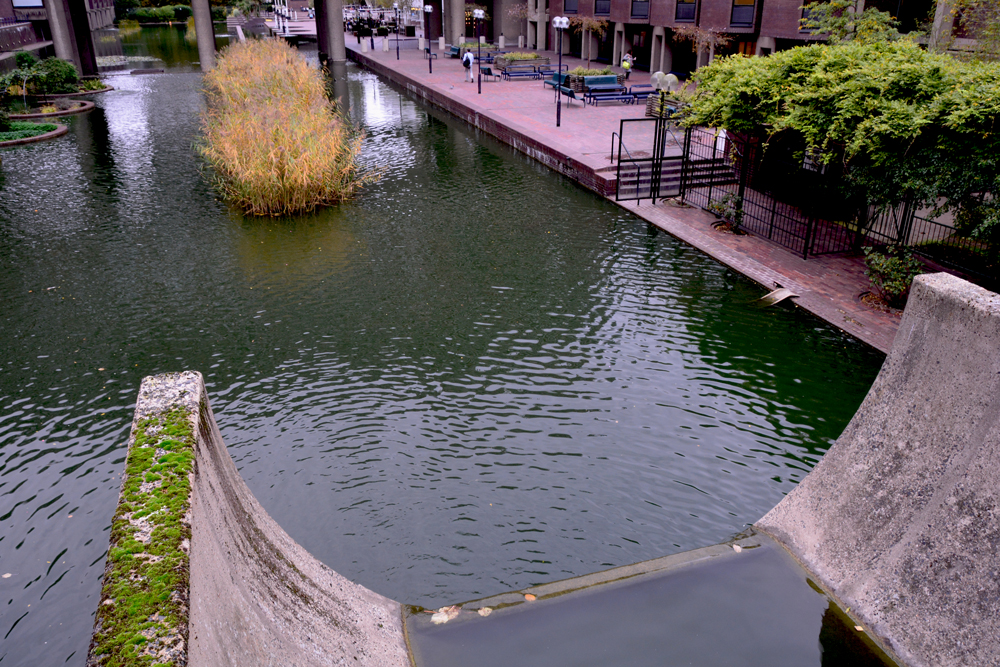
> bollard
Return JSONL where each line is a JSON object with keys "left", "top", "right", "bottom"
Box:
{"left": 518, "top": 35, "right": 524, "bottom": 48}
{"left": 361, "top": 39, "right": 368, "bottom": 52}
{"left": 439, "top": 36, "right": 445, "bottom": 50}
{"left": 499, "top": 35, "right": 505, "bottom": 49}
{"left": 383, "top": 36, "right": 390, "bottom": 51}
{"left": 479, "top": 34, "right": 485, "bottom": 43}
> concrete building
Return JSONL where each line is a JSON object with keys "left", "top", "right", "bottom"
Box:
{"left": 0, "top": 0, "right": 112, "bottom": 73}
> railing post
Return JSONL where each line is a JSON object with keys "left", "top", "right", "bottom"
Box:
{"left": 803, "top": 214, "right": 814, "bottom": 259}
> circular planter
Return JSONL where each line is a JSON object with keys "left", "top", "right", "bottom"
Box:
{"left": 10, "top": 100, "right": 95, "bottom": 120}
{"left": 0, "top": 123, "right": 69, "bottom": 148}
{"left": 48, "top": 85, "right": 115, "bottom": 98}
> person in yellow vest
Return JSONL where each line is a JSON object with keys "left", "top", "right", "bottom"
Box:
{"left": 622, "top": 51, "right": 634, "bottom": 80}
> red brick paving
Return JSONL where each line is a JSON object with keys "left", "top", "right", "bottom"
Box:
{"left": 326, "top": 30, "right": 901, "bottom": 354}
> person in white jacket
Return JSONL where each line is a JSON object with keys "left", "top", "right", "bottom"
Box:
{"left": 462, "top": 50, "right": 475, "bottom": 83}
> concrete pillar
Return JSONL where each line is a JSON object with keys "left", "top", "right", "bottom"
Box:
{"left": 612, "top": 22, "right": 623, "bottom": 66}
{"left": 754, "top": 35, "right": 775, "bottom": 56}
{"left": 660, "top": 40, "right": 672, "bottom": 73}
{"left": 315, "top": 0, "right": 329, "bottom": 61}
{"left": 439, "top": 35, "right": 446, "bottom": 49}
{"left": 450, "top": 0, "right": 464, "bottom": 44}
{"left": 65, "top": 0, "right": 98, "bottom": 76}
{"left": 651, "top": 26, "right": 664, "bottom": 71}
{"left": 324, "top": 0, "right": 347, "bottom": 65}
{"left": 42, "top": 0, "right": 78, "bottom": 67}
{"left": 929, "top": 0, "right": 954, "bottom": 51}
{"left": 191, "top": 0, "right": 215, "bottom": 71}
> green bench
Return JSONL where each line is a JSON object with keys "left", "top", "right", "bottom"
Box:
{"left": 447, "top": 45, "right": 461, "bottom": 58}
{"left": 558, "top": 85, "right": 581, "bottom": 105}
{"left": 582, "top": 74, "right": 620, "bottom": 90}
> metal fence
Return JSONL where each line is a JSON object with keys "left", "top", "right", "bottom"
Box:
{"left": 0, "top": 22, "right": 37, "bottom": 52}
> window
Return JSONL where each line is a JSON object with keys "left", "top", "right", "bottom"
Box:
{"left": 799, "top": 5, "right": 818, "bottom": 31}
{"left": 675, "top": 0, "right": 696, "bottom": 22}
{"left": 631, "top": 0, "right": 649, "bottom": 19}
{"left": 564, "top": 0, "right": 578, "bottom": 12}
{"left": 730, "top": 0, "right": 754, "bottom": 26}
{"left": 595, "top": 0, "right": 611, "bottom": 14}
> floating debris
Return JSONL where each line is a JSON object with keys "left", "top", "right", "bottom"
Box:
{"left": 732, "top": 544, "right": 743, "bottom": 553}
{"left": 431, "top": 606, "right": 461, "bottom": 624}
{"left": 477, "top": 607, "right": 493, "bottom": 617}
{"left": 524, "top": 593, "right": 536, "bottom": 602}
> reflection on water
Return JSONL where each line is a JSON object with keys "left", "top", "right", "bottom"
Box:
{"left": 0, "top": 29, "right": 883, "bottom": 666}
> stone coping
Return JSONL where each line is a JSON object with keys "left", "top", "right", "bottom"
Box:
{"left": 0, "top": 123, "right": 68, "bottom": 147}
{"left": 48, "top": 85, "right": 115, "bottom": 98}
{"left": 87, "top": 372, "right": 409, "bottom": 667}
{"left": 10, "top": 99, "right": 95, "bottom": 119}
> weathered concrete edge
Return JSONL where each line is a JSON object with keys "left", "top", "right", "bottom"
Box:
{"left": 0, "top": 123, "right": 69, "bottom": 148}
{"left": 757, "top": 273, "right": 1000, "bottom": 667}
{"left": 345, "top": 51, "right": 892, "bottom": 354}
{"left": 89, "top": 371, "right": 410, "bottom": 667}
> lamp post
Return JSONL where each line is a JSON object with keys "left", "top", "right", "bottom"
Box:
{"left": 393, "top": 2, "right": 400, "bottom": 59}
{"left": 552, "top": 16, "right": 569, "bottom": 127}
{"left": 473, "top": 8, "right": 484, "bottom": 94}
{"left": 424, "top": 4, "right": 433, "bottom": 73}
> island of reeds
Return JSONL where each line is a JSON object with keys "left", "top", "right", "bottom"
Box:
{"left": 199, "top": 39, "right": 375, "bottom": 216}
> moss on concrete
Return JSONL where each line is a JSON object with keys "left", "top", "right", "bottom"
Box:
{"left": 88, "top": 406, "right": 194, "bottom": 666}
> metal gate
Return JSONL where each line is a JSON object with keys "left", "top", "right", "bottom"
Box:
{"left": 614, "top": 117, "right": 684, "bottom": 203}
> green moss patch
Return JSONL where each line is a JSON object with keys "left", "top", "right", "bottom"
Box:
{"left": 0, "top": 122, "right": 58, "bottom": 142}
{"left": 89, "top": 407, "right": 195, "bottom": 666}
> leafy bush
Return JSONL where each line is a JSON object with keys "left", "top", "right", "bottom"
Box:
{"left": 0, "top": 107, "right": 10, "bottom": 132}
{"left": 0, "top": 121, "right": 58, "bottom": 142}
{"left": 173, "top": 5, "right": 191, "bottom": 20}
{"left": 15, "top": 51, "right": 39, "bottom": 69}
{"left": 864, "top": 246, "right": 924, "bottom": 308}
{"left": 132, "top": 6, "right": 176, "bottom": 22}
{"left": 78, "top": 78, "right": 108, "bottom": 91}
{"left": 459, "top": 42, "right": 495, "bottom": 49}
{"left": 569, "top": 66, "right": 613, "bottom": 76}
{"left": 211, "top": 6, "right": 226, "bottom": 21}
{"left": 503, "top": 51, "right": 541, "bottom": 60}
{"left": 36, "top": 57, "right": 79, "bottom": 94}
{"left": 199, "top": 39, "right": 376, "bottom": 216}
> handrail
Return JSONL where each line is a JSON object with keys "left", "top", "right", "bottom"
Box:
{"left": 611, "top": 132, "right": 636, "bottom": 163}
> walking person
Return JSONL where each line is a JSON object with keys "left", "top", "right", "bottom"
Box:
{"left": 622, "top": 51, "right": 634, "bottom": 80}
{"left": 462, "top": 49, "right": 475, "bottom": 83}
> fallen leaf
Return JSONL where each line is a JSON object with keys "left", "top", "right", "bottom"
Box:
{"left": 732, "top": 544, "right": 743, "bottom": 553}
{"left": 2, "top": 573, "right": 11, "bottom": 579}
{"left": 68, "top": 515, "right": 73, "bottom": 518}
{"left": 477, "top": 607, "right": 493, "bottom": 617}
{"left": 855, "top": 625, "right": 864, "bottom": 632}
{"left": 524, "top": 594, "right": 536, "bottom": 601}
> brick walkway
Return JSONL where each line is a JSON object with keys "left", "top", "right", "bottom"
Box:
{"left": 298, "top": 27, "right": 902, "bottom": 353}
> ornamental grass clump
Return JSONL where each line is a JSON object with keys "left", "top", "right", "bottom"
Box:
{"left": 200, "top": 39, "right": 374, "bottom": 216}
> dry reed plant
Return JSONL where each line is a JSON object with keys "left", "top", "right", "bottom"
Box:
{"left": 199, "top": 39, "right": 375, "bottom": 216}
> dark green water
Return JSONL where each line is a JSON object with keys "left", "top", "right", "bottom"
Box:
{"left": 0, "top": 29, "right": 882, "bottom": 666}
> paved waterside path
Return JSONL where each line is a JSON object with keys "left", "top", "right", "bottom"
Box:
{"left": 334, "top": 33, "right": 901, "bottom": 353}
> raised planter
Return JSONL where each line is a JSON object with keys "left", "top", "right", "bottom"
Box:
{"left": 9, "top": 99, "right": 95, "bottom": 119}
{"left": 494, "top": 55, "right": 549, "bottom": 69}
{"left": 0, "top": 123, "right": 69, "bottom": 148}
{"left": 48, "top": 85, "right": 115, "bottom": 98}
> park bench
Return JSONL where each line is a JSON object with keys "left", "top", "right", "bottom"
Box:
{"left": 543, "top": 72, "right": 569, "bottom": 91}
{"left": 479, "top": 65, "right": 500, "bottom": 82}
{"left": 582, "top": 74, "right": 621, "bottom": 91}
{"left": 558, "top": 86, "right": 581, "bottom": 105}
{"left": 585, "top": 82, "right": 631, "bottom": 105}
{"left": 537, "top": 63, "right": 568, "bottom": 77}
{"left": 629, "top": 84, "right": 655, "bottom": 101}
{"left": 447, "top": 45, "right": 460, "bottom": 58}
{"left": 502, "top": 65, "right": 540, "bottom": 81}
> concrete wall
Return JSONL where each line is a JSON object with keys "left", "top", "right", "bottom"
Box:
{"left": 88, "top": 372, "right": 409, "bottom": 667}
{"left": 758, "top": 273, "right": 1000, "bottom": 667}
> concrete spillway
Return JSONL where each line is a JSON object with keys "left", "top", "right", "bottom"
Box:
{"left": 88, "top": 272, "right": 998, "bottom": 666}
{"left": 758, "top": 272, "right": 1000, "bottom": 667}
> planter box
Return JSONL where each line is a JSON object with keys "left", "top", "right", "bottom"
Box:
{"left": 645, "top": 91, "right": 677, "bottom": 118}
{"left": 568, "top": 72, "right": 624, "bottom": 92}
{"left": 495, "top": 55, "right": 549, "bottom": 69}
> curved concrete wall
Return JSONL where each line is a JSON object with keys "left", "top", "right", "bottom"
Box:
{"left": 88, "top": 372, "right": 409, "bottom": 667}
{"left": 758, "top": 273, "right": 1000, "bottom": 667}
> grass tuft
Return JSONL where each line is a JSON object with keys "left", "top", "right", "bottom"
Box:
{"left": 199, "top": 39, "right": 376, "bottom": 217}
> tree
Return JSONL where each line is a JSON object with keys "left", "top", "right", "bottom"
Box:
{"left": 569, "top": 16, "right": 607, "bottom": 68}
{"left": 506, "top": 3, "right": 530, "bottom": 43}
{"left": 673, "top": 24, "right": 731, "bottom": 59}
{"left": 800, "top": 0, "right": 901, "bottom": 43}
{"left": 682, "top": 40, "right": 1000, "bottom": 245}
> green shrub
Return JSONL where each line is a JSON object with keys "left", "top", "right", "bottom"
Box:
{"left": 569, "top": 66, "right": 614, "bottom": 76}
{"left": 0, "top": 107, "right": 10, "bottom": 132}
{"left": 78, "top": 78, "right": 107, "bottom": 91}
{"left": 132, "top": 6, "right": 176, "bottom": 22}
{"left": 211, "top": 6, "right": 226, "bottom": 20}
{"left": 864, "top": 245, "right": 924, "bottom": 308}
{"left": 0, "top": 121, "right": 58, "bottom": 142}
{"left": 15, "top": 51, "right": 39, "bottom": 69}
{"left": 173, "top": 5, "right": 191, "bottom": 20}
{"left": 504, "top": 51, "right": 541, "bottom": 60}
{"left": 39, "top": 58, "right": 79, "bottom": 93}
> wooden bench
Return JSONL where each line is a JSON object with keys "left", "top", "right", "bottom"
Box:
{"left": 479, "top": 66, "right": 500, "bottom": 82}
{"left": 502, "top": 65, "right": 540, "bottom": 81}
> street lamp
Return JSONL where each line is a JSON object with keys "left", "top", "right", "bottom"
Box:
{"left": 424, "top": 4, "right": 433, "bottom": 73}
{"left": 393, "top": 2, "right": 400, "bottom": 60}
{"left": 473, "top": 8, "right": 484, "bottom": 95}
{"left": 552, "top": 16, "right": 569, "bottom": 127}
